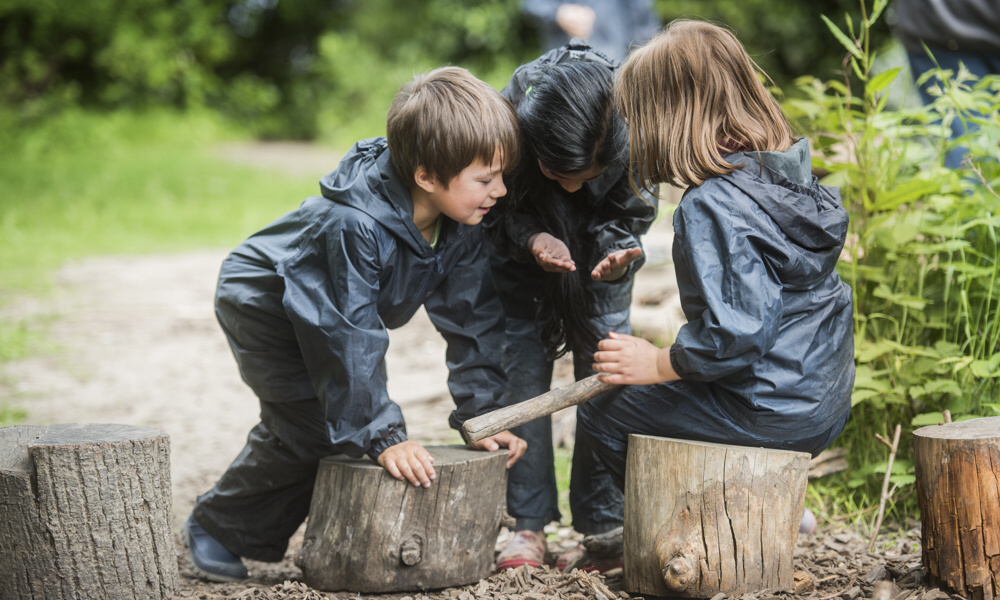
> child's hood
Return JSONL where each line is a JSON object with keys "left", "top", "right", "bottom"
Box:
{"left": 721, "top": 138, "right": 849, "bottom": 286}
{"left": 317, "top": 137, "right": 428, "bottom": 254}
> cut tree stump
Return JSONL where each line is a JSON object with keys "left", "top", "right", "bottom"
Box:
{"left": 913, "top": 416, "right": 1000, "bottom": 600}
{"left": 298, "top": 445, "right": 509, "bottom": 592}
{"left": 0, "top": 423, "right": 178, "bottom": 600}
{"left": 624, "top": 434, "right": 811, "bottom": 597}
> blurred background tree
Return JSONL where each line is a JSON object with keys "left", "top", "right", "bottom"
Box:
{"left": 1, "top": 0, "right": 892, "bottom": 142}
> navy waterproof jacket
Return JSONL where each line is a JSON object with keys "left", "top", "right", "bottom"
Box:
{"left": 214, "top": 138, "right": 507, "bottom": 459}
{"left": 668, "top": 139, "right": 854, "bottom": 435}
{"left": 485, "top": 41, "right": 658, "bottom": 320}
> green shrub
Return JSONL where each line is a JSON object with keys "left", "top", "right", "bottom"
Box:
{"left": 784, "top": 0, "right": 1000, "bottom": 521}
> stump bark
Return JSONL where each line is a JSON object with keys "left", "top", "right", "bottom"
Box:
{"left": 0, "top": 423, "right": 178, "bottom": 600}
{"left": 298, "top": 445, "right": 509, "bottom": 592}
{"left": 624, "top": 434, "right": 811, "bottom": 597}
{"left": 913, "top": 416, "right": 1000, "bottom": 600}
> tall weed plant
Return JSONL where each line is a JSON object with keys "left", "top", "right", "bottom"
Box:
{"left": 784, "top": 0, "right": 1000, "bottom": 522}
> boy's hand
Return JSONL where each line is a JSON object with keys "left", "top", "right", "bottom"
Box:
{"left": 377, "top": 440, "right": 436, "bottom": 487}
{"left": 593, "top": 331, "right": 680, "bottom": 385}
{"left": 591, "top": 247, "right": 643, "bottom": 282}
{"left": 529, "top": 233, "right": 576, "bottom": 273}
{"left": 468, "top": 430, "right": 527, "bottom": 468}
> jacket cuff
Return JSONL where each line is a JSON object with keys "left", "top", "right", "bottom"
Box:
{"left": 668, "top": 344, "right": 687, "bottom": 379}
{"left": 366, "top": 429, "right": 409, "bottom": 461}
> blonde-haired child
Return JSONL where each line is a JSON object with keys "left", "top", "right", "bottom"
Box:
{"left": 583, "top": 19, "right": 854, "bottom": 531}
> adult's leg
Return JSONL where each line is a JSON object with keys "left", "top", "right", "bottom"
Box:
{"left": 908, "top": 48, "right": 1000, "bottom": 168}
{"left": 192, "top": 397, "right": 335, "bottom": 562}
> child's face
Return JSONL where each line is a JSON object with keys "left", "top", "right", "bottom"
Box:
{"left": 431, "top": 150, "right": 506, "bottom": 225}
{"left": 538, "top": 160, "right": 608, "bottom": 194}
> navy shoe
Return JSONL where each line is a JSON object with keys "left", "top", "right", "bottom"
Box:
{"left": 182, "top": 514, "right": 249, "bottom": 582}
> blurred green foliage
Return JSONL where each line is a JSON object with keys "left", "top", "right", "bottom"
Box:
{"left": 1, "top": 0, "right": 891, "bottom": 143}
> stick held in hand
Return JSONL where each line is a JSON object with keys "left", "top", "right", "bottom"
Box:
{"left": 462, "top": 375, "right": 620, "bottom": 443}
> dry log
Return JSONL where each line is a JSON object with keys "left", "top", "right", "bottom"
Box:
{"left": 298, "top": 445, "right": 509, "bottom": 592}
{"left": 913, "top": 416, "right": 1000, "bottom": 600}
{"left": 809, "top": 447, "right": 849, "bottom": 479}
{"left": 0, "top": 423, "right": 178, "bottom": 600}
{"left": 623, "top": 434, "right": 810, "bottom": 597}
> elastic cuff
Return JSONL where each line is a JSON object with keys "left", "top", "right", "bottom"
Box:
{"left": 366, "top": 429, "right": 409, "bottom": 461}
{"left": 668, "top": 344, "right": 684, "bottom": 378}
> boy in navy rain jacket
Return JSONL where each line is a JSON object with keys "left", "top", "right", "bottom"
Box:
{"left": 183, "top": 67, "right": 526, "bottom": 583}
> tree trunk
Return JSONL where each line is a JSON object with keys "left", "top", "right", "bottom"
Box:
{"left": 914, "top": 416, "right": 1000, "bottom": 600}
{"left": 624, "top": 434, "right": 810, "bottom": 597}
{"left": 0, "top": 423, "right": 178, "bottom": 600}
{"left": 298, "top": 445, "right": 509, "bottom": 592}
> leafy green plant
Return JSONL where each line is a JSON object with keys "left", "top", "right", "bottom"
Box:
{"left": 784, "top": 0, "right": 1000, "bottom": 519}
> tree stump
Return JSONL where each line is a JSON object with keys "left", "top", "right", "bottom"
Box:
{"left": 624, "top": 434, "right": 811, "bottom": 597}
{"left": 0, "top": 423, "right": 178, "bottom": 600}
{"left": 298, "top": 445, "right": 509, "bottom": 592}
{"left": 913, "top": 416, "right": 1000, "bottom": 600}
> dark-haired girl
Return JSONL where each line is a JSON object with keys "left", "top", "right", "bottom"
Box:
{"left": 484, "top": 40, "right": 657, "bottom": 572}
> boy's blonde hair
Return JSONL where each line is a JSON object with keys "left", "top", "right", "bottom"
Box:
{"left": 614, "top": 19, "right": 795, "bottom": 190}
{"left": 388, "top": 66, "right": 520, "bottom": 189}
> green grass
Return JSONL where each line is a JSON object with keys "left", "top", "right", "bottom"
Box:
{"left": 0, "top": 107, "right": 339, "bottom": 425}
{"left": 0, "top": 108, "right": 322, "bottom": 295}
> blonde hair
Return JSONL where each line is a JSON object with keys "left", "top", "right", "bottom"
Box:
{"left": 614, "top": 19, "right": 795, "bottom": 190}
{"left": 387, "top": 66, "right": 520, "bottom": 189}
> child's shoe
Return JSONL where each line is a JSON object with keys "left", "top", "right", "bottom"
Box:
{"left": 183, "top": 514, "right": 249, "bottom": 582}
{"left": 555, "top": 544, "right": 623, "bottom": 573}
{"left": 799, "top": 508, "right": 818, "bottom": 535}
{"left": 495, "top": 530, "right": 547, "bottom": 571}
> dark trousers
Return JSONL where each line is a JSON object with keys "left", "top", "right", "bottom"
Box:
{"left": 501, "top": 311, "right": 629, "bottom": 535}
{"left": 192, "top": 398, "right": 335, "bottom": 562}
{"left": 577, "top": 380, "right": 851, "bottom": 490}
{"left": 908, "top": 48, "right": 1000, "bottom": 169}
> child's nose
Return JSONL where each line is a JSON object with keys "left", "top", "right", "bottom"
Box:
{"left": 559, "top": 179, "right": 584, "bottom": 193}
{"left": 493, "top": 176, "right": 507, "bottom": 198}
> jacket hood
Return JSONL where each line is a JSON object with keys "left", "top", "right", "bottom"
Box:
{"left": 318, "top": 137, "right": 429, "bottom": 254}
{"left": 721, "top": 139, "right": 848, "bottom": 286}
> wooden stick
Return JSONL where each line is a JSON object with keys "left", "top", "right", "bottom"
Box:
{"left": 462, "top": 375, "right": 619, "bottom": 443}
{"left": 868, "top": 423, "right": 901, "bottom": 552}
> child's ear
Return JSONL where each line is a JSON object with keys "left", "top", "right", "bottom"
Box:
{"left": 413, "top": 166, "right": 438, "bottom": 194}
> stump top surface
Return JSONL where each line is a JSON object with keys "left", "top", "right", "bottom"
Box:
{"left": 629, "top": 433, "right": 811, "bottom": 457}
{"left": 320, "top": 445, "right": 507, "bottom": 469}
{"left": 913, "top": 415, "right": 1000, "bottom": 440}
{"left": 0, "top": 423, "right": 168, "bottom": 473}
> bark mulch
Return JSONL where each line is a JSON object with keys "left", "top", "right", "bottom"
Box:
{"left": 173, "top": 521, "right": 953, "bottom": 600}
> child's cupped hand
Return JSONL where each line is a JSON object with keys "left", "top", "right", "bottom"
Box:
{"left": 378, "top": 439, "right": 436, "bottom": 487}
{"left": 529, "top": 233, "right": 576, "bottom": 272}
{"left": 468, "top": 430, "right": 527, "bottom": 468}
{"left": 591, "top": 247, "right": 643, "bottom": 282}
{"left": 593, "top": 331, "right": 679, "bottom": 385}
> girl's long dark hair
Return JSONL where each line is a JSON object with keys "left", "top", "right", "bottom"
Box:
{"left": 505, "top": 59, "right": 626, "bottom": 359}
